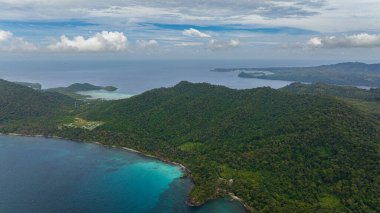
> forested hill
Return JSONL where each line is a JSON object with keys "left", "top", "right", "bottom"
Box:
{"left": 1, "top": 79, "right": 379, "bottom": 212}
{"left": 0, "top": 79, "right": 74, "bottom": 123}
{"left": 48, "top": 83, "right": 117, "bottom": 93}
{"left": 282, "top": 82, "right": 380, "bottom": 101}
{"left": 281, "top": 82, "right": 380, "bottom": 121}
{"left": 79, "top": 81, "right": 380, "bottom": 212}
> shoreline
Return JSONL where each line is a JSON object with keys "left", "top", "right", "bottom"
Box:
{"left": 1, "top": 133, "right": 191, "bottom": 175}
{"left": 0, "top": 132, "right": 251, "bottom": 212}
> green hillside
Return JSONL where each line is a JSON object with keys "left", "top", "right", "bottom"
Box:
{"left": 0, "top": 79, "right": 75, "bottom": 123}
{"left": 282, "top": 82, "right": 380, "bottom": 101}
{"left": 1, "top": 79, "right": 379, "bottom": 212}
{"left": 282, "top": 82, "right": 380, "bottom": 120}
{"left": 75, "top": 81, "right": 379, "bottom": 212}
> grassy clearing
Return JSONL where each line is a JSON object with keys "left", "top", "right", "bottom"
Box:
{"left": 61, "top": 117, "right": 104, "bottom": 131}
{"left": 178, "top": 142, "right": 204, "bottom": 152}
{"left": 319, "top": 194, "right": 343, "bottom": 210}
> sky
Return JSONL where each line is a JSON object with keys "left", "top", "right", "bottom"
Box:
{"left": 0, "top": 0, "right": 380, "bottom": 61}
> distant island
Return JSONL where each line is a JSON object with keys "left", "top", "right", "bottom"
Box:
{"left": 47, "top": 83, "right": 118, "bottom": 99}
{"left": 212, "top": 62, "right": 380, "bottom": 87}
{"left": 49, "top": 83, "right": 117, "bottom": 92}
{"left": 0, "top": 78, "right": 379, "bottom": 212}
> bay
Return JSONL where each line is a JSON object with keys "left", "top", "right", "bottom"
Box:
{"left": 0, "top": 135, "right": 247, "bottom": 213}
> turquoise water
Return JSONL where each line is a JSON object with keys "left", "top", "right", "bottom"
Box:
{"left": 0, "top": 136, "right": 247, "bottom": 213}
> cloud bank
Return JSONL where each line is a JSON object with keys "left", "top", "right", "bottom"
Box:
{"left": 0, "top": 30, "right": 37, "bottom": 51}
{"left": 0, "top": 29, "right": 242, "bottom": 54}
{"left": 307, "top": 33, "right": 380, "bottom": 48}
{"left": 48, "top": 31, "right": 128, "bottom": 52}
{"left": 0, "top": 0, "right": 326, "bottom": 21}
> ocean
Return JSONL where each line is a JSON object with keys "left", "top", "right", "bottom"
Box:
{"left": 0, "top": 59, "right": 298, "bottom": 95}
{"left": 0, "top": 135, "right": 247, "bottom": 213}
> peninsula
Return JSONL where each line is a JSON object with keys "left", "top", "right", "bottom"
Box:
{"left": 212, "top": 62, "right": 380, "bottom": 87}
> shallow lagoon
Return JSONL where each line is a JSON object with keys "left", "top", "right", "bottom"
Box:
{"left": 0, "top": 136, "right": 247, "bottom": 213}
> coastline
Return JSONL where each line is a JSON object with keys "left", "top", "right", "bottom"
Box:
{"left": 0, "top": 132, "right": 252, "bottom": 212}
{"left": 1, "top": 133, "right": 190, "bottom": 175}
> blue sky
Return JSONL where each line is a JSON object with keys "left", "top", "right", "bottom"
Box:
{"left": 0, "top": 0, "right": 380, "bottom": 60}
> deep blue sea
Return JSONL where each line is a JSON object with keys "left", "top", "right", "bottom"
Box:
{"left": 0, "top": 136, "right": 247, "bottom": 213}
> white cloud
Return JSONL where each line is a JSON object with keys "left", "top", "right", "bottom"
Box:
{"left": 136, "top": 39, "right": 159, "bottom": 49}
{"left": 0, "top": 30, "right": 37, "bottom": 51}
{"left": 307, "top": 33, "right": 380, "bottom": 48}
{"left": 48, "top": 31, "right": 128, "bottom": 52}
{"left": 175, "top": 42, "right": 203, "bottom": 47}
{"left": 0, "top": 30, "right": 12, "bottom": 42}
{"left": 182, "top": 28, "right": 211, "bottom": 38}
{"left": 224, "top": 1, "right": 380, "bottom": 33}
{"left": 208, "top": 39, "right": 240, "bottom": 51}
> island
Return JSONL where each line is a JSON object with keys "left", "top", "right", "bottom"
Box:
{"left": 212, "top": 62, "right": 380, "bottom": 87}
{"left": 0, "top": 78, "right": 379, "bottom": 212}
{"left": 47, "top": 83, "right": 118, "bottom": 99}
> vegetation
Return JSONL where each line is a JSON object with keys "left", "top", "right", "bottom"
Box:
{"left": 51, "top": 83, "right": 117, "bottom": 92}
{"left": 214, "top": 62, "right": 380, "bottom": 87}
{"left": 60, "top": 117, "right": 104, "bottom": 131}
{"left": 1, "top": 79, "right": 379, "bottom": 212}
{"left": 0, "top": 79, "right": 74, "bottom": 123}
{"left": 282, "top": 82, "right": 380, "bottom": 101}
{"left": 13, "top": 81, "right": 42, "bottom": 90}
{"left": 282, "top": 82, "right": 380, "bottom": 120}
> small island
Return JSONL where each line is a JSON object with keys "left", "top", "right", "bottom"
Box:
{"left": 49, "top": 83, "right": 117, "bottom": 93}
{"left": 47, "top": 83, "right": 120, "bottom": 99}
{"left": 238, "top": 71, "right": 273, "bottom": 78}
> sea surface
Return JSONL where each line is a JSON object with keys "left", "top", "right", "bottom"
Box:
{"left": 0, "top": 135, "right": 247, "bottom": 213}
{"left": 0, "top": 59, "right": 298, "bottom": 96}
